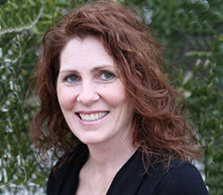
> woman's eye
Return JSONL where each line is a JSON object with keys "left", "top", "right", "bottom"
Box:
{"left": 98, "top": 71, "right": 115, "bottom": 81}
{"left": 64, "top": 75, "right": 80, "bottom": 83}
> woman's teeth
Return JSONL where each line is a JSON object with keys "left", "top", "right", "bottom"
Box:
{"left": 79, "top": 112, "right": 108, "bottom": 122}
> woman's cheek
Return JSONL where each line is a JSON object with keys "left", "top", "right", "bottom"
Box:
{"left": 108, "top": 83, "right": 127, "bottom": 101}
{"left": 57, "top": 85, "right": 77, "bottom": 110}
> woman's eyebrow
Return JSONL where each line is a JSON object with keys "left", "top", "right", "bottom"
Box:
{"left": 59, "top": 65, "right": 115, "bottom": 73}
{"left": 59, "top": 69, "right": 79, "bottom": 74}
{"left": 91, "top": 65, "right": 115, "bottom": 72}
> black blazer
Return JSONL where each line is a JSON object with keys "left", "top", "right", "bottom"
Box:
{"left": 47, "top": 146, "right": 209, "bottom": 195}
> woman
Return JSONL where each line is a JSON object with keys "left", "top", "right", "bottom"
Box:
{"left": 31, "top": 1, "right": 209, "bottom": 194}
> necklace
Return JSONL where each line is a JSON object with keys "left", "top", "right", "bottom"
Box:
{"left": 88, "top": 164, "right": 114, "bottom": 195}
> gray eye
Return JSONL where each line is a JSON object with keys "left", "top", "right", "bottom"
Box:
{"left": 100, "top": 71, "right": 115, "bottom": 81}
{"left": 65, "top": 75, "right": 80, "bottom": 83}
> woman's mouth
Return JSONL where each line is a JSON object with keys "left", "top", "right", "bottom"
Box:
{"left": 77, "top": 111, "right": 109, "bottom": 122}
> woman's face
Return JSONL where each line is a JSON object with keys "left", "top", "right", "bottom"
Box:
{"left": 57, "top": 36, "right": 134, "bottom": 146}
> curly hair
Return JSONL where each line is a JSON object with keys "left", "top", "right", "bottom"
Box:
{"left": 31, "top": 0, "right": 200, "bottom": 167}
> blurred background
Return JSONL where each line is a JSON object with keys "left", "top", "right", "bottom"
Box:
{"left": 0, "top": 0, "right": 222, "bottom": 194}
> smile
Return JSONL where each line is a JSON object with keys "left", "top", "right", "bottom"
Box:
{"left": 77, "top": 112, "right": 109, "bottom": 122}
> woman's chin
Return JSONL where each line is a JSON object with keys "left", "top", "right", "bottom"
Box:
{"left": 78, "top": 134, "right": 107, "bottom": 146}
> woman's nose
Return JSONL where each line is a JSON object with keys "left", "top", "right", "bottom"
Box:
{"left": 76, "top": 81, "right": 100, "bottom": 106}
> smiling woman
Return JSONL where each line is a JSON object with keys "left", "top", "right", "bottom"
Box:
{"left": 30, "top": 1, "right": 209, "bottom": 195}
{"left": 57, "top": 37, "right": 134, "bottom": 146}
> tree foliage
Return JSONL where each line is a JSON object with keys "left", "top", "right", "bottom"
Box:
{"left": 0, "top": 0, "right": 222, "bottom": 194}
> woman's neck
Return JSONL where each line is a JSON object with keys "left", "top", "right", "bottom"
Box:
{"left": 76, "top": 129, "right": 137, "bottom": 195}
{"left": 86, "top": 132, "right": 136, "bottom": 174}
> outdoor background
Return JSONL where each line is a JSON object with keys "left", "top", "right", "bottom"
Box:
{"left": 0, "top": 0, "right": 222, "bottom": 194}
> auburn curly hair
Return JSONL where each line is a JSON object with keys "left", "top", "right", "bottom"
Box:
{"left": 31, "top": 0, "right": 200, "bottom": 167}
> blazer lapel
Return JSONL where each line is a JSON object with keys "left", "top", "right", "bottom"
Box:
{"left": 107, "top": 150, "right": 147, "bottom": 195}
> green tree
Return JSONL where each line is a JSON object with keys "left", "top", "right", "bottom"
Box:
{"left": 146, "top": 1, "right": 223, "bottom": 193}
{"left": 0, "top": 0, "right": 222, "bottom": 194}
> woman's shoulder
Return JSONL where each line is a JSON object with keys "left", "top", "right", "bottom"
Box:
{"left": 47, "top": 144, "right": 88, "bottom": 195}
{"left": 106, "top": 150, "right": 209, "bottom": 195}
{"left": 150, "top": 160, "right": 209, "bottom": 195}
{"left": 49, "top": 143, "right": 87, "bottom": 176}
